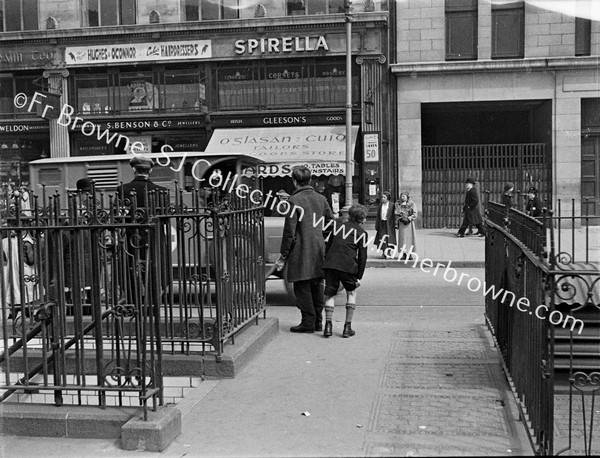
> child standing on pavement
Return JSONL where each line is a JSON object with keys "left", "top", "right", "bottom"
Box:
{"left": 322, "top": 204, "right": 368, "bottom": 338}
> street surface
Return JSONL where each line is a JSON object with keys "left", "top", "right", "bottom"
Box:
{"left": 1, "top": 267, "right": 531, "bottom": 457}
{"left": 266, "top": 267, "right": 485, "bottom": 307}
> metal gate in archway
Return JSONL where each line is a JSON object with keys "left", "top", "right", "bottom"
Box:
{"left": 421, "top": 143, "right": 551, "bottom": 228}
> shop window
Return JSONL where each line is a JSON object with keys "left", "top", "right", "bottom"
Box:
{"left": 445, "top": 0, "right": 477, "bottom": 60}
{"left": 216, "top": 65, "right": 260, "bottom": 111}
{"left": 181, "top": 0, "right": 240, "bottom": 21}
{"left": 491, "top": 1, "right": 524, "bottom": 59}
{"left": 0, "top": 0, "right": 38, "bottom": 32}
{"left": 0, "top": 138, "right": 49, "bottom": 188}
{"left": 116, "top": 71, "right": 158, "bottom": 113}
{"left": 312, "top": 60, "right": 359, "bottom": 108}
{"left": 262, "top": 62, "right": 307, "bottom": 109}
{"left": 164, "top": 70, "right": 207, "bottom": 113}
{"left": 74, "top": 74, "right": 111, "bottom": 115}
{"left": 82, "top": 0, "right": 135, "bottom": 27}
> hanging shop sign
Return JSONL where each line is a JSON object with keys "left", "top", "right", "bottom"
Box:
{"left": 234, "top": 36, "right": 329, "bottom": 55}
{"left": 206, "top": 125, "right": 359, "bottom": 162}
{"left": 65, "top": 40, "right": 212, "bottom": 65}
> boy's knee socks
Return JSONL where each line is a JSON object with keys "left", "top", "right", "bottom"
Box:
{"left": 345, "top": 303, "right": 355, "bottom": 323}
{"left": 325, "top": 305, "right": 334, "bottom": 321}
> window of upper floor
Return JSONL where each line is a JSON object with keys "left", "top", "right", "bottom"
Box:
{"left": 0, "top": 0, "right": 38, "bottom": 32}
{"left": 82, "top": 0, "right": 136, "bottom": 27}
{"left": 0, "top": 74, "right": 40, "bottom": 118}
{"left": 491, "top": 1, "right": 524, "bottom": 59}
{"left": 286, "top": 0, "right": 346, "bottom": 15}
{"left": 181, "top": 0, "right": 240, "bottom": 21}
{"left": 445, "top": 0, "right": 478, "bottom": 61}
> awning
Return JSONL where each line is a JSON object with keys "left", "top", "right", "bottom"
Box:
{"left": 205, "top": 125, "right": 359, "bottom": 165}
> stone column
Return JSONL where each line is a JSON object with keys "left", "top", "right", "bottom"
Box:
{"left": 43, "top": 69, "right": 70, "bottom": 158}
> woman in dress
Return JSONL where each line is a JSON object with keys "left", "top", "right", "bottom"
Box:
{"left": 395, "top": 192, "right": 418, "bottom": 260}
{"left": 374, "top": 191, "right": 396, "bottom": 259}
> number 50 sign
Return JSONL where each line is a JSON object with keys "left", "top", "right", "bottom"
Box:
{"left": 363, "top": 132, "right": 380, "bottom": 162}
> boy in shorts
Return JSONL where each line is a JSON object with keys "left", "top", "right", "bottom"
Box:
{"left": 322, "top": 204, "right": 368, "bottom": 338}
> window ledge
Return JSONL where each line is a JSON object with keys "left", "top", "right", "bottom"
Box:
{"left": 391, "top": 56, "right": 600, "bottom": 75}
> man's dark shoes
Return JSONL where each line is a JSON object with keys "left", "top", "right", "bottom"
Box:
{"left": 315, "top": 320, "right": 323, "bottom": 332}
{"left": 324, "top": 320, "right": 333, "bottom": 337}
{"left": 455, "top": 233, "right": 464, "bottom": 238}
{"left": 342, "top": 322, "right": 355, "bottom": 338}
{"left": 290, "top": 323, "right": 315, "bottom": 333}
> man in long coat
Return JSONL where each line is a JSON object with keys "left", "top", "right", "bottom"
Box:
{"left": 456, "top": 178, "right": 485, "bottom": 237}
{"left": 277, "top": 166, "right": 334, "bottom": 333}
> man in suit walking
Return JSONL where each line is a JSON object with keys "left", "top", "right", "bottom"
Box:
{"left": 456, "top": 178, "right": 485, "bottom": 238}
{"left": 276, "top": 166, "right": 334, "bottom": 333}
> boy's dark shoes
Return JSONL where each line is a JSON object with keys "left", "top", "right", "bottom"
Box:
{"left": 324, "top": 320, "right": 332, "bottom": 337}
{"left": 342, "top": 322, "right": 355, "bottom": 338}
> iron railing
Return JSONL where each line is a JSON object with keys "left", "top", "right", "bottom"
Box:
{"left": 485, "top": 199, "right": 600, "bottom": 456}
{"left": 485, "top": 201, "right": 554, "bottom": 455}
{"left": 0, "top": 190, "right": 162, "bottom": 419}
{"left": 1, "top": 180, "right": 267, "bottom": 415}
{"left": 155, "top": 187, "right": 267, "bottom": 356}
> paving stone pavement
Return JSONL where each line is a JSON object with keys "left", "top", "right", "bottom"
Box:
{"left": 359, "top": 319, "right": 524, "bottom": 457}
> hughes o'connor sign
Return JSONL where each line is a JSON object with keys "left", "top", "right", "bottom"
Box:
{"left": 65, "top": 40, "right": 212, "bottom": 65}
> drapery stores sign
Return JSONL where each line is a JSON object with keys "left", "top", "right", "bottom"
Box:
{"left": 65, "top": 40, "right": 212, "bottom": 65}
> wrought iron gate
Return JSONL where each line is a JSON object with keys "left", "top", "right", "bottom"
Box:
{"left": 422, "top": 143, "right": 550, "bottom": 228}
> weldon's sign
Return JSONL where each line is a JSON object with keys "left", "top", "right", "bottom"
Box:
{"left": 65, "top": 40, "right": 212, "bottom": 65}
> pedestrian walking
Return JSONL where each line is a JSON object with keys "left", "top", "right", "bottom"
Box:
{"left": 322, "top": 204, "right": 368, "bottom": 338}
{"left": 525, "top": 186, "right": 543, "bottom": 217}
{"left": 456, "top": 178, "right": 485, "bottom": 238}
{"left": 375, "top": 191, "right": 396, "bottom": 259}
{"left": 276, "top": 166, "right": 334, "bottom": 333}
{"left": 394, "top": 192, "right": 418, "bottom": 259}
{"left": 502, "top": 182, "right": 515, "bottom": 209}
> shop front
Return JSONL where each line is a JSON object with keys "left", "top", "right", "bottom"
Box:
{"left": 52, "top": 14, "right": 391, "bottom": 209}
{"left": 205, "top": 123, "right": 359, "bottom": 214}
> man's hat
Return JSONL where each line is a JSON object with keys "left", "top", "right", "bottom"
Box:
{"left": 76, "top": 178, "right": 94, "bottom": 192}
{"left": 129, "top": 156, "right": 154, "bottom": 170}
{"left": 504, "top": 182, "right": 515, "bottom": 192}
{"left": 528, "top": 186, "right": 538, "bottom": 194}
{"left": 465, "top": 177, "right": 476, "bottom": 184}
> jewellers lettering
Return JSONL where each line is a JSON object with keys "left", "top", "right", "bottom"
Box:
{"left": 234, "top": 36, "right": 329, "bottom": 55}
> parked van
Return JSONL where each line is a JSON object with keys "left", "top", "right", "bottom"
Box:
{"left": 27, "top": 152, "right": 289, "bottom": 292}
